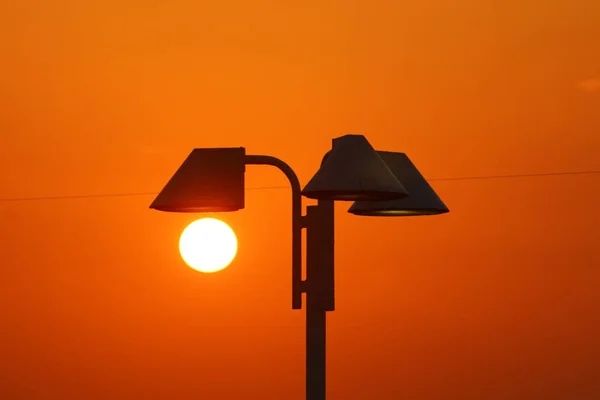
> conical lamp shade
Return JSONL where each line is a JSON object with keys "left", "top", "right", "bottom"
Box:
{"left": 301, "top": 135, "right": 409, "bottom": 201}
{"left": 348, "top": 151, "right": 449, "bottom": 216}
{"left": 150, "top": 147, "right": 246, "bottom": 213}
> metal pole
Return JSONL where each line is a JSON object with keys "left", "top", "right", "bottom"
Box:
{"left": 244, "top": 155, "right": 336, "bottom": 400}
{"left": 244, "top": 155, "right": 304, "bottom": 310}
{"left": 305, "top": 200, "right": 335, "bottom": 400}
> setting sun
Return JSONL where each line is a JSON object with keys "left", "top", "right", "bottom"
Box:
{"left": 179, "top": 218, "right": 238, "bottom": 273}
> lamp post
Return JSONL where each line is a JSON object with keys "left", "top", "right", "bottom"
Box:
{"left": 150, "top": 134, "right": 448, "bottom": 400}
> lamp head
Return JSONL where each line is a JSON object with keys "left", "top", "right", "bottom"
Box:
{"left": 348, "top": 151, "right": 449, "bottom": 216}
{"left": 150, "top": 147, "right": 246, "bottom": 213}
{"left": 301, "top": 135, "right": 409, "bottom": 201}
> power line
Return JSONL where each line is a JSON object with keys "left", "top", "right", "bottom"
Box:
{"left": 0, "top": 170, "right": 598, "bottom": 203}
{"left": 0, "top": 185, "right": 289, "bottom": 203}
{"left": 0, "top": 192, "right": 157, "bottom": 202}
{"left": 429, "top": 170, "right": 600, "bottom": 181}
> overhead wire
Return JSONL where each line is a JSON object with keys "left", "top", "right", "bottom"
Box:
{"left": 428, "top": 170, "right": 600, "bottom": 181}
{"left": 0, "top": 170, "right": 598, "bottom": 203}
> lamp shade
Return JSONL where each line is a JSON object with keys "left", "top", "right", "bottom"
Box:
{"left": 348, "top": 151, "right": 449, "bottom": 216}
{"left": 150, "top": 147, "right": 246, "bottom": 212}
{"left": 301, "top": 135, "right": 409, "bottom": 201}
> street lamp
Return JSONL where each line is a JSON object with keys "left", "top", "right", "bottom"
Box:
{"left": 149, "top": 134, "right": 448, "bottom": 400}
{"left": 302, "top": 135, "right": 409, "bottom": 201}
{"left": 348, "top": 151, "right": 449, "bottom": 216}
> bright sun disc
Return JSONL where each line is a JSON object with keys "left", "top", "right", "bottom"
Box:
{"left": 179, "top": 218, "right": 238, "bottom": 273}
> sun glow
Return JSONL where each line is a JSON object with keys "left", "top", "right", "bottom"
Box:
{"left": 179, "top": 218, "right": 238, "bottom": 273}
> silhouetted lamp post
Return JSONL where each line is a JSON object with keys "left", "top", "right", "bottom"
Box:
{"left": 150, "top": 135, "right": 448, "bottom": 400}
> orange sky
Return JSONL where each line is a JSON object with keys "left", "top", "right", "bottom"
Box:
{"left": 1, "top": 1, "right": 599, "bottom": 399}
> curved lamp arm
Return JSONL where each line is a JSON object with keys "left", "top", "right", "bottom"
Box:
{"left": 245, "top": 155, "right": 304, "bottom": 310}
